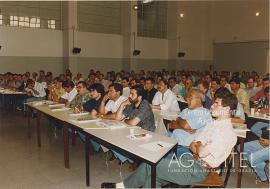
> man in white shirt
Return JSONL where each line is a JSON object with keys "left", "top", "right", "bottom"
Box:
{"left": 121, "top": 77, "right": 130, "bottom": 98}
{"left": 168, "top": 77, "right": 181, "bottom": 96}
{"left": 25, "top": 79, "right": 46, "bottom": 99}
{"left": 152, "top": 79, "right": 180, "bottom": 112}
{"left": 101, "top": 92, "right": 238, "bottom": 188}
{"left": 24, "top": 79, "right": 46, "bottom": 111}
{"left": 99, "top": 83, "right": 127, "bottom": 119}
{"left": 59, "top": 80, "right": 78, "bottom": 105}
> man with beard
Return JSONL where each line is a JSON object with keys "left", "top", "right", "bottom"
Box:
{"left": 112, "top": 85, "right": 156, "bottom": 165}
{"left": 115, "top": 85, "right": 155, "bottom": 132}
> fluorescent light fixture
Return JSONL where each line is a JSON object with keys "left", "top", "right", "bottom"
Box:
{"left": 143, "top": 0, "right": 154, "bottom": 3}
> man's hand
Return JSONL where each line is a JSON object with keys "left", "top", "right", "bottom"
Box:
{"left": 259, "top": 138, "right": 269, "bottom": 147}
{"left": 184, "top": 128, "right": 196, "bottom": 134}
{"left": 169, "top": 120, "right": 180, "bottom": 129}
{"left": 121, "top": 99, "right": 131, "bottom": 107}
{"left": 102, "top": 94, "right": 109, "bottom": 103}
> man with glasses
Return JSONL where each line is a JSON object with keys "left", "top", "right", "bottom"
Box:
{"left": 69, "top": 81, "right": 91, "bottom": 110}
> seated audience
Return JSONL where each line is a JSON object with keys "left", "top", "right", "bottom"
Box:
{"left": 245, "top": 77, "right": 261, "bottom": 98}
{"left": 230, "top": 77, "right": 250, "bottom": 114}
{"left": 47, "top": 77, "right": 65, "bottom": 102}
{"left": 83, "top": 83, "right": 105, "bottom": 116}
{"left": 169, "top": 89, "right": 212, "bottom": 151}
{"left": 101, "top": 92, "right": 238, "bottom": 188}
{"left": 152, "top": 79, "right": 180, "bottom": 112}
{"left": 251, "top": 77, "right": 270, "bottom": 102}
{"left": 99, "top": 83, "right": 127, "bottom": 119}
{"left": 168, "top": 77, "right": 181, "bottom": 96}
{"left": 197, "top": 80, "right": 212, "bottom": 109}
{"left": 59, "top": 80, "right": 78, "bottom": 105}
{"left": 143, "top": 77, "right": 158, "bottom": 104}
{"left": 69, "top": 81, "right": 91, "bottom": 110}
{"left": 121, "top": 77, "right": 130, "bottom": 98}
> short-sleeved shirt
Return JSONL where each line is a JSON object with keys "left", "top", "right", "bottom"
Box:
{"left": 234, "top": 88, "right": 250, "bottom": 114}
{"left": 123, "top": 100, "right": 155, "bottom": 132}
{"left": 179, "top": 107, "right": 213, "bottom": 130}
{"left": 83, "top": 97, "right": 103, "bottom": 113}
{"left": 105, "top": 96, "right": 127, "bottom": 113}
{"left": 61, "top": 87, "right": 78, "bottom": 102}
{"left": 70, "top": 91, "right": 91, "bottom": 108}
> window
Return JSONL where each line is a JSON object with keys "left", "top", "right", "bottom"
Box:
{"left": 48, "top": 19, "right": 55, "bottom": 29}
{"left": 30, "top": 17, "right": 40, "bottom": 28}
{"left": 0, "top": 1, "right": 61, "bottom": 30}
{"left": 137, "top": 1, "right": 168, "bottom": 39}
{"left": 0, "top": 15, "right": 3, "bottom": 25}
{"left": 78, "top": 1, "right": 121, "bottom": 34}
{"left": 10, "top": 15, "right": 18, "bottom": 26}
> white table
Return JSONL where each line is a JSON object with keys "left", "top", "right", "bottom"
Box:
{"left": 248, "top": 113, "right": 270, "bottom": 122}
{"left": 26, "top": 102, "right": 178, "bottom": 188}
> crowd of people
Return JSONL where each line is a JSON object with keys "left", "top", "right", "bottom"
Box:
{"left": 0, "top": 68, "right": 269, "bottom": 188}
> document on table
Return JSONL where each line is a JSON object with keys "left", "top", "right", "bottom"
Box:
{"left": 139, "top": 141, "right": 174, "bottom": 152}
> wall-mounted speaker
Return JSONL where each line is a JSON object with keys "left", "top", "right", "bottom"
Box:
{"left": 72, "top": 47, "right": 81, "bottom": 54}
{"left": 133, "top": 50, "right": 141, "bottom": 56}
{"left": 177, "top": 52, "right": 185, "bottom": 58}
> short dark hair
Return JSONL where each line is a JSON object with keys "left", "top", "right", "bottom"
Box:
{"left": 122, "top": 77, "right": 129, "bottom": 82}
{"left": 220, "top": 75, "right": 228, "bottom": 81}
{"left": 263, "top": 77, "right": 269, "bottom": 82}
{"left": 159, "top": 79, "right": 168, "bottom": 86}
{"left": 77, "top": 81, "right": 87, "bottom": 88}
{"left": 214, "top": 87, "right": 231, "bottom": 98}
{"left": 146, "top": 77, "right": 155, "bottom": 84}
{"left": 264, "top": 86, "right": 269, "bottom": 93}
{"left": 229, "top": 77, "right": 240, "bottom": 84}
{"left": 198, "top": 80, "right": 209, "bottom": 90}
{"left": 62, "top": 80, "right": 75, "bottom": 88}
{"left": 212, "top": 77, "right": 221, "bottom": 85}
{"left": 89, "top": 83, "right": 105, "bottom": 95}
{"left": 26, "top": 79, "right": 34, "bottom": 87}
{"left": 131, "top": 85, "right": 145, "bottom": 97}
{"left": 216, "top": 92, "right": 238, "bottom": 111}
{"left": 109, "top": 83, "right": 123, "bottom": 95}
{"left": 168, "top": 77, "right": 177, "bottom": 82}
{"left": 53, "top": 77, "right": 62, "bottom": 83}
{"left": 140, "top": 77, "right": 146, "bottom": 82}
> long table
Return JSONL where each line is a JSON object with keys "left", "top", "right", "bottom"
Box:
{"left": 0, "top": 89, "right": 27, "bottom": 111}
{"left": 26, "top": 102, "right": 178, "bottom": 188}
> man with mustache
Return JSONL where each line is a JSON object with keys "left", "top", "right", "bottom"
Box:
{"left": 112, "top": 85, "right": 156, "bottom": 165}
{"left": 115, "top": 85, "right": 155, "bottom": 132}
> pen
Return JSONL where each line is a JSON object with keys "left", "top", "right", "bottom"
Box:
{"left": 158, "top": 143, "right": 163, "bottom": 147}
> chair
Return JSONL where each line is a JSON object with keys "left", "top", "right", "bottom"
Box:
{"left": 163, "top": 151, "right": 234, "bottom": 188}
{"left": 191, "top": 152, "right": 233, "bottom": 188}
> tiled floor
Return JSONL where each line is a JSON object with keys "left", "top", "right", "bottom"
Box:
{"left": 0, "top": 109, "right": 267, "bottom": 188}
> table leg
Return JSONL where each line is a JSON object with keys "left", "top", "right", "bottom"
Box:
{"left": 151, "top": 164, "right": 156, "bottom": 188}
{"left": 237, "top": 137, "right": 245, "bottom": 188}
{"left": 85, "top": 134, "right": 90, "bottom": 186}
{"left": 63, "top": 122, "right": 70, "bottom": 168}
{"left": 27, "top": 108, "right": 32, "bottom": 139}
{"left": 36, "top": 111, "right": 41, "bottom": 147}
{"left": 72, "top": 129, "right": 76, "bottom": 146}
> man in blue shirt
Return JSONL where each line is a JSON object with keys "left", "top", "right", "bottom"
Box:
{"left": 168, "top": 89, "right": 213, "bottom": 155}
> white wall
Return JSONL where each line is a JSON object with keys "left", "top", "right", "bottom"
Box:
{"left": 0, "top": 27, "right": 63, "bottom": 57}
{"left": 77, "top": 32, "right": 123, "bottom": 58}
{"left": 0, "top": 26, "right": 64, "bottom": 75}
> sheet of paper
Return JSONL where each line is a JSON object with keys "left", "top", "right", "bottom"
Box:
{"left": 139, "top": 141, "right": 174, "bottom": 152}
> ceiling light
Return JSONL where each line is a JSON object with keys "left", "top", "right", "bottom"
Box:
{"left": 133, "top": 5, "right": 139, "bottom": 10}
{"left": 180, "top": 13, "right": 184, "bottom": 18}
{"left": 255, "top": 12, "right": 260, "bottom": 16}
